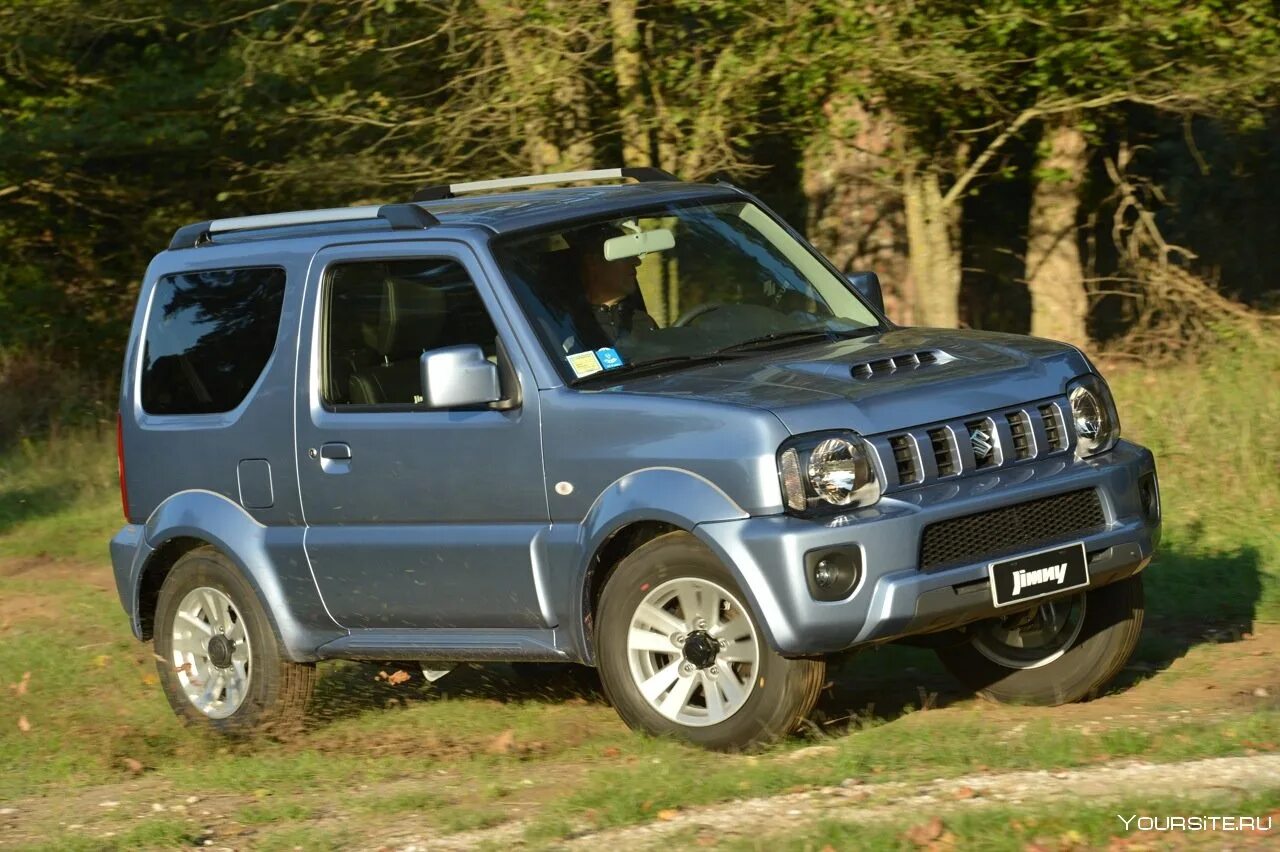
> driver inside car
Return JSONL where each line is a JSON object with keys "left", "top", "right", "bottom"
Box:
{"left": 557, "top": 223, "right": 658, "bottom": 351}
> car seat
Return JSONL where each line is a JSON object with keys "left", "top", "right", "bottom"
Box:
{"left": 348, "top": 277, "right": 448, "bottom": 404}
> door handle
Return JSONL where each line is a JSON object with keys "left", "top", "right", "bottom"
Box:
{"left": 319, "top": 442, "right": 352, "bottom": 461}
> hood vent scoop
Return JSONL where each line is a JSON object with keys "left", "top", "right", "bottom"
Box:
{"left": 851, "top": 350, "right": 949, "bottom": 380}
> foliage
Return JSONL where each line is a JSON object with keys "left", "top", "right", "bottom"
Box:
{"left": 0, "top": 0, "right": 1276, "bottom": 424}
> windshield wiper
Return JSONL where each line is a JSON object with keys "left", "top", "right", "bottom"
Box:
{"left": 711, "top": 328, "right": 839, "bottom": 355}
{"left": 713, "top": 325, "right": 884, "bottom": 355}
{"left": 573, "top": 352, "right": 743, "bottom": 385}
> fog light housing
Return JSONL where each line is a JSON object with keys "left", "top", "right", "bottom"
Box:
{"left": 1138, "top": 472, "right": 1160, "bottom": 523}
{"left": 804, "top": 546, "right": 862, "bottom": 602}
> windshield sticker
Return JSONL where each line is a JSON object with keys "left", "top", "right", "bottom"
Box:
{"left": 596, "top": 347, "right": 624, "bottom": 370}
{"left": 567, "top": 350, "right": 604, "bottom": 378}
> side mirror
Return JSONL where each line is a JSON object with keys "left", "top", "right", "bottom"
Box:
{"left": 847, "top": 271, "right": 886, "bottom": 316}
{"left": 419, "top": 345, "right": 501, "bottom": 408}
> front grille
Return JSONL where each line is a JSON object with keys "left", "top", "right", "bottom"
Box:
{"left": 920, "top": 488, "right": 1106, "bottom": 571}
{"left": 1006, "top": 410, "right": 1033, "bottom": 460}
{"left": 873, "top": 396, "right": 1073, "bottom": 493}
{"left": 966, "top": 418, "right": 999, "bottom": 469}
{"left": 889, "top": 435, "right": 920, "bottom": 485}
{"left": 928, "top": 427, "right": 958, "bottom": 476}
{"left": 1039, "top": 403, "right": 1066, "bottom": 450}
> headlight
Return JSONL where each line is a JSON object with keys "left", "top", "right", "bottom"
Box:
{"left": 1067, "top": 374, "right": 1119, "bottom": 457}
{"left": 778, "top": 432, "right": 880, "bottom": 514}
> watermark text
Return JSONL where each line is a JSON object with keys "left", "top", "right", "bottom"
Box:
{"left": 1117, "top": 814, "right": 1272, "bottom": 832}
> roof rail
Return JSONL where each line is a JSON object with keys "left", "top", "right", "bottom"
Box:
{"left": 168, "top": 202, "right": 439, "bottom": 250}
{"left": 412, "top": 166, "right": 678, "bottom": 202}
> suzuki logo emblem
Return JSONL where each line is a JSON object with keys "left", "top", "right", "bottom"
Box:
{"left": 970, "top": 427, "right": 995, "bottom": 460}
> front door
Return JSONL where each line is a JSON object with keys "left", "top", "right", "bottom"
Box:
{"left": 294, "top": 241, "right": 551, "bottom": 629}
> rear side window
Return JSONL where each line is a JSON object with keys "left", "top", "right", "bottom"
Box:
{"left": 140, "top": 267, "right": 287, "bottom": 415}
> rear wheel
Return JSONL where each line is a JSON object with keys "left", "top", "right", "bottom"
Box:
{"left": 153, "top": 547, "right": 316, "bottom": 736}
{"left": 936, "top": 574, "right": 1144, "bottom": 705}
{"left": 596, "top": 532, "right": 824, "bottom": 751}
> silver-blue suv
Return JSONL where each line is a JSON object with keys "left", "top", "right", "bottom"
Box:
{"left": 112, "top": 169, "right": 1161, "bottom": 750}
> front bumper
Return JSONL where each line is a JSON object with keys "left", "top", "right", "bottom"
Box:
{"left": 696, "top": 439, "right": 1160, "bottom": 655}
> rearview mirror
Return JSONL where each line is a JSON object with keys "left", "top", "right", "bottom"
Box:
{"left": 847, "top": 271, "right": 885, "bottom": 316}
{"left": 604, "top": 228, "right": 675, "bottom": 261}
{"left": 419, "top": 345, "right": 501, "bottom": 408}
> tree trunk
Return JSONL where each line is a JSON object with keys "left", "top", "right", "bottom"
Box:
{"left": 1026, "top": 120, "right": 1090, "bottom": 346}
{"left": 609, "top": 0, "right": 651, "bottom": 167}
{"left": 478, "top": 0, "right": 594, "bottom": 173}
{"left": 904, "top": 167, "right": 962, "bottom": 328}
{"left": 803, "top": 97, "right": 914, "bottom": 324}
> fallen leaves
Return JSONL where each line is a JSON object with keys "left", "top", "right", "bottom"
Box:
{"left": 8, "top": 671, "right": 30, "bottom": 696}
{"left": 375, "top": 669, "right": 412, "bottom": 686}
{"left": 905, "top": 816, "right": 944, "bottom": 847}
{"left": 906, "top": 813, "right": 957, "bottom": 844}
{"left": 784, "top": 744, "right": 837, "bottom": 761}
{"left": 12, "top": 674, "right": 33, "bottom": 732}
{"left": 486, "top": 729, "right": 516, "bottom": 755}
{"left": 901, "top": 817, "right": 960, "bottom": 850}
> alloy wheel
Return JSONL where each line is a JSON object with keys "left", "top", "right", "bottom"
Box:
{"left": 170, "top": 587, "right": 252, "bottom": 718}
{"left": 625, "top": 577, "right": 760, "bottom": 726}
{"left": 971, "top": 593, "right": 1087, "bottom": 670}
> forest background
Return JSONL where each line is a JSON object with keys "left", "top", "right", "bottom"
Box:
{"left": 1, "top": 0, "right": 1277, "bottom": 441}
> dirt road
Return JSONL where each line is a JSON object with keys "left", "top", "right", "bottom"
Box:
{"left": 395, "top": 752, "right": 1280, "bottom": 851}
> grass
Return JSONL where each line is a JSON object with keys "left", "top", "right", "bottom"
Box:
{"left": 719, "top": 787, "right": 1280, "bottom": 850}
{"left": 0, "top": 339, "right": 1277, "bottom": 846}
{"left": 0, "top": 424, "right": 120, "bottom": 562}
{"left": 21, "top": 817, "right": 204, "bottom": 852}
{"left": 519, "top": 710, "right": 1280, "bottom": 839}
{"left": 1106, "top": 336, "right": 1280, "bottom": 626}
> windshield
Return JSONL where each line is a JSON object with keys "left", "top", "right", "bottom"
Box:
{"left": 492, "top": 199, "right": 882, "bottom": 382}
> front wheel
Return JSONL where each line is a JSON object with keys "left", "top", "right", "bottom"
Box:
{"left": 153, "top": 547, "right": 317, "bottom": 736}
{"left": 596, "top": 532, "right": 825, "bottom": 751}
{"left": 936, "top": 574, "right": 1144, "bottom": 705}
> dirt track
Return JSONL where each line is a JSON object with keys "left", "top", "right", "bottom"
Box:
{"left": 392, "top": 752, "right": 1280, "bottom": 851}
{"left": 2, "top": 558, "right": 1278, "bottom": 850}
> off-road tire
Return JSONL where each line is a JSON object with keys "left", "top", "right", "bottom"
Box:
{"left": 596, "top": 532, "right": 825, "bottom": 751}
{"left": 153, "top": 546, "right": 317, "bottom": 736}
{"left": 936, "top": 574, "right": 1144, "bottom": 705}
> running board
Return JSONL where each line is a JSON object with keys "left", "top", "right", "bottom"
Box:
{"left": 314, "top": 628, "right": 568, "bottom": 662}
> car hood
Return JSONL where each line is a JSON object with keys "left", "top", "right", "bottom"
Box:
{"left": 606, "top": 327, "right": 1090, "bottom": 435}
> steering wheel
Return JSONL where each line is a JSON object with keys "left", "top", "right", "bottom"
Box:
{"left": 673, "top": 302, "right": 730, "bottom": 327}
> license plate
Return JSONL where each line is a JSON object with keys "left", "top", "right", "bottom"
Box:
{"left": 988, "top": 542, "right": 1089, "bottom": 608}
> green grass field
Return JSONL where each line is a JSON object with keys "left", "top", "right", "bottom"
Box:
{"left": 0, "top": 339, "right": 1277, "bottom": 847}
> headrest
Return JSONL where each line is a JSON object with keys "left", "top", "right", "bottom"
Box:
{"left": 361, "top": 278, "right": 447, "bottom": 360}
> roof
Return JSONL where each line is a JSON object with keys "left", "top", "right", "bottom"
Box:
{"left": 418, "top": 182, "right": 742, "bottom": 235}
{"left": 167, "top": 182, "right": 746, "bottom": 251}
